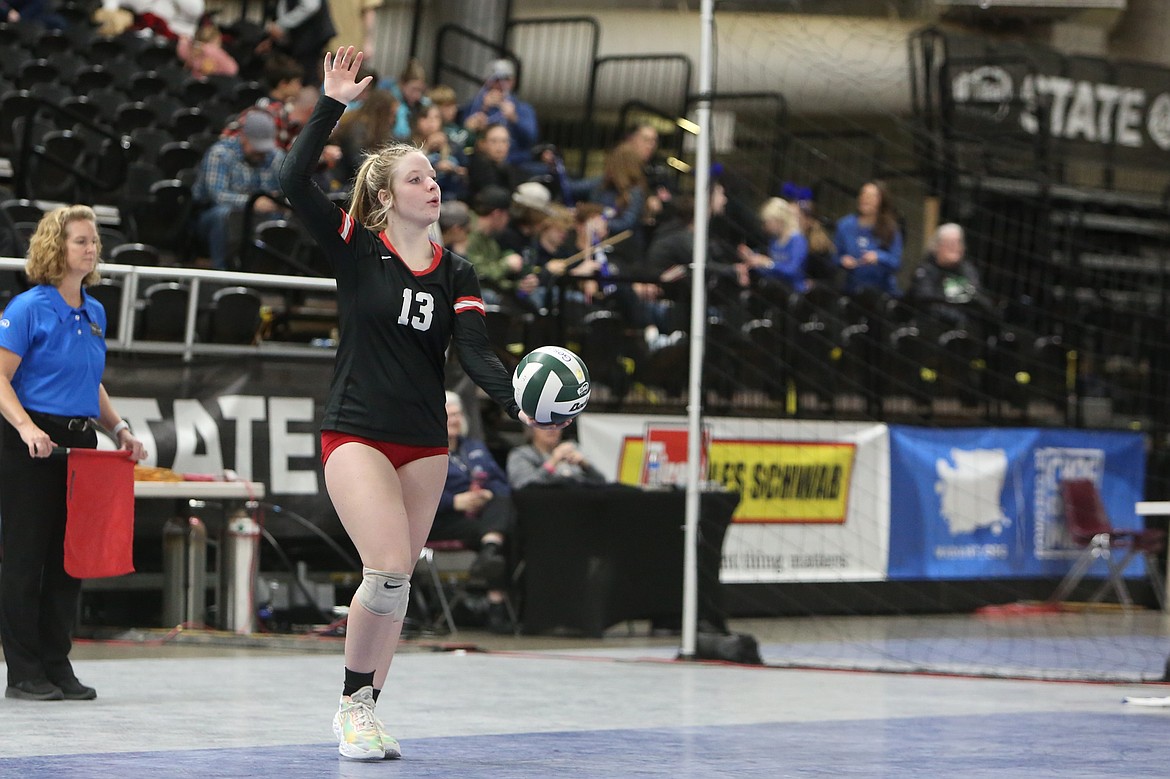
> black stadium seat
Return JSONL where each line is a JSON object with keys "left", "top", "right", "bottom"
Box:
{"left": 206, "top": 286, "right": 263, "bottom": 344}
{"left": 138, "top": 282, "right": 191, "bottom": 341}
{"left": 109, "top": 242, "right": 162, "bottom": 266}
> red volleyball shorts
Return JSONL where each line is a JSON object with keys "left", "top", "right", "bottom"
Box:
{"left": 320, "top": 431, "right": 448, "bottom": 469}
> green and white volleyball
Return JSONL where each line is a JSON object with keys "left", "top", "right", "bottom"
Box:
{"left": 512, "top": 346, "right": 591, "bottom": 424}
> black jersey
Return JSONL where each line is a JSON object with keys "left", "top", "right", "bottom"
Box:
{"left": 280, "top": 96, "right": 520, "bottom": 447}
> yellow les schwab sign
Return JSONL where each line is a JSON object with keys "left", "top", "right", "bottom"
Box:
{"left": 617, "top": 438, "right": 856, "bottom": 524}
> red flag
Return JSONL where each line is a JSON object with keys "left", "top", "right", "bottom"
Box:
{"left": 65, "top": 449, "right": 136, "bottom": 579}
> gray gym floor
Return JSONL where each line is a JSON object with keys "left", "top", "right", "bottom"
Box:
{"left": 2, "top": 615, "right": 1169, "bottom": 777}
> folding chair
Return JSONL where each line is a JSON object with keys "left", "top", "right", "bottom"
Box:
{"left": 414, "top": 539, "right": 518, "bottom": 635}
{"left": 413, "top": 545, "right": 459, "bottom": 636}
{"left": 1049, "top": 478, "right": 1167, "bottom": 610}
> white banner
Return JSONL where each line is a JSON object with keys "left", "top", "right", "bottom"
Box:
{"left": 576, "top": 414, "right": 890, "bottom": 584}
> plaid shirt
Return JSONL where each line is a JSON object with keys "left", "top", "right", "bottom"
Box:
{"left": 192, "top": 136, "right": 285, "bottom": 209}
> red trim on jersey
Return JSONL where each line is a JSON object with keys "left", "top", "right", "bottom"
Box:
{"left": 337, "top": 210, "right": 355, "bottom": 243}
{"left": 379, "top": 233, "right": 444, "bottom": 276}
{"left": 454, "top": 296, "right": 486, "bottom": 316}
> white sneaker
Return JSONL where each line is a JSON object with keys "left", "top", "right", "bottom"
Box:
{"left": 376, "top": 716, "right": 402, "bottom": 760}
{"left": 332, "top": 686, "right": 384, "bottom": 760}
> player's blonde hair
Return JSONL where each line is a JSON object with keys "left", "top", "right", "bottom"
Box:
{"left": 349, "top": 143, "right": 423, "bottom": 232}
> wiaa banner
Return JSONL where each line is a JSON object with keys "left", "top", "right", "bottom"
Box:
{"left": 888, "top": 426, "right": 1146, "bottom": 580}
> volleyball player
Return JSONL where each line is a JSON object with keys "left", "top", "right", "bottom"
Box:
{"left": 280, "top": 46, "right": 557, "bottom": 760}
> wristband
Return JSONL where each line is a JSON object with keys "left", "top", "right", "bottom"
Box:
{"left": 112, "top": 419, "right": 131, "bottom": 437}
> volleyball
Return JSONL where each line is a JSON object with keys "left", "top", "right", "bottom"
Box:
{"left": 512, "top": 346, "right": 591, "bottom": 424}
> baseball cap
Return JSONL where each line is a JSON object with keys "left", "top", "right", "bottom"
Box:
{"left": 512, "top": 181, "right": 552, "bottom": 212}
{"left": 241, "top": 110, "right": 277, "bottom": 153}
{"left": 486, "top": 58, "right": 515, "bottom": 82}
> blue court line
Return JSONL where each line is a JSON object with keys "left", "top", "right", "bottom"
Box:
{"left": 2, "top": 712, "right": 1167, "bottom": 778}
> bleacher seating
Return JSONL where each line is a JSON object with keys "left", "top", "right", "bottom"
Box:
{"left": 0, "top": 6, "right": 1161, "bottom": 439}
{"left": 0, "top": 15, "right": 257, "bottom": 261}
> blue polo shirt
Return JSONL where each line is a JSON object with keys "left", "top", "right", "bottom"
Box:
{"left": 0, "top": 284, "right": 107, "bottom": 417}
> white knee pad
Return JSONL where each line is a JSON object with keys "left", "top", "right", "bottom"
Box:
{"left": 356, "top": 568, "right": 411, "bottom": 619}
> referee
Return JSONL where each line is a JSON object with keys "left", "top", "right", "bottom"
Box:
{"left": 0, "top": 205, "right": 146, "bottom": 701}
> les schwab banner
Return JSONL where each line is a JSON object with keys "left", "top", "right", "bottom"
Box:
{"left": 617, "top": 427, "right": 856, "bottom": 524}
{"left": 576, "top": 415, "right": 891, "bottom": 583}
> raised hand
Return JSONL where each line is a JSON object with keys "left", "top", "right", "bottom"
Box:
{"left": 322, "top": 46, "right": 373, "bottom": 105}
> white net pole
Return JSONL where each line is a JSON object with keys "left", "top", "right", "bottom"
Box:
{"left": 680, "top": 0, "right": 716, "bottom": 660}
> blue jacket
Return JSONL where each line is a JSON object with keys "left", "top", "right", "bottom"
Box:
{"left": 754, "top": 232, "right": 809, "bottom": 292}
{"left": 439, "top": 436, "right": 511, "bottom": 514}
{"left": 833, "top": 213, "right": 902, "bottom": 296}
{"left": 462, "top": 89, "right": 539, "bottom": 166}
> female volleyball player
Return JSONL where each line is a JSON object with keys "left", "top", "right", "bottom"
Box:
{"left": 280, "top": 46, "right": 558, "bottom": 760}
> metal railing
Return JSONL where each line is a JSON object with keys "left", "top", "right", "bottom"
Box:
{"left": 0, "top": 258, "right": 338, "bottom": 362}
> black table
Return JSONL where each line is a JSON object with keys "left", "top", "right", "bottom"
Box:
{"left": 513, "top": 485, "right": 739, "bottom": 637}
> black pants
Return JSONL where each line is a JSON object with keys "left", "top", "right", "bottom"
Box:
{"left": 430, "top": 494, "right": 517, "bottom": 551}
{"left": 0, "top": 415, "right": 97, "bottom": 686}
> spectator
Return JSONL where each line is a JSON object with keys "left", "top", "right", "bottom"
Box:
{"left": 507, "top": 424, "right": 606, "bottom": 489}
{"left": 462, "top": 59, "right": 538, "bottom": 167}
{"left": 192, "top": 109, "right": 287, "bottom": 269}
{"left": 257, "top": 0, "right": 335, "bottom": 87}
{"left": 330, "top": 87, "right": 398, "bottom": 186}
{"left": 738, "top": 197, "right": 810, "bottom": 293}
{"left": 93, "top": 4, "right": 134, "bottom": 36}
{"left": 834, "top": 180, "right": 903, "bottom": 297}
{"left": 427, "top": 84, "right": 474, "bottom": 163}
{"left": 796, "top": 198, "right": 839, "bottom": 289}
{"left": 411, "top": 103, "right": 467, "bottom": 201}
{"left": 382, "top": 57, "right": 429, "bottom": 140}
{"left": 1, "top": 0, "right": 66, "bottom": 28}
{"left": 523, "top": 203, "right": 574, "bottom": 314}
{"left": 643, "top": 187, "right": 741, "bottom": 332}
{"left": 589, "top": 144, "right": 656, "bottom": 270}
{"left": 434, "top": 391, "right": 516, "bottom": 634}
{"left": 498, "top": 181, "right": 553, "bottom": 256}
{"left": 177, "top": 15, "right": 239, "bottom": 77}
{"left": 620, "top": 123, "right": 674, "bottom": 230}
{"left": 910, "top": 222, "right": 997, "bottom": 338}
{"left": 465, "top": 123, "right": 525, "bottom": 200}
{"left": 709, "top": 165, "right": 767, "bottom": 255}
{"left": 221, "top": 54, "right": 305, "bottom": 150}
{"left": 540, "top": 201, "right": 608, "bottom": 314}
{"left": 464, "top": 186, "right": 537, "bottom": 306}
{"left": 125, "top": 0, "right": 204, "bottom": 39}
{"left": 438, "top": 200, "right": 471, "bottom": 255}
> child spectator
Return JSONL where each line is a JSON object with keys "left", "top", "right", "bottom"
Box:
{"left": 178, "top": 16, "right": 239, "bottom": 77}
{"left": 738, "top": 197, "right": 809, "bottom": 293}
{"left": 411, "top": 103, "right": 467, "bottom": 201}
{"left": 427, "top": 84, "right": 474, "bottom": 163}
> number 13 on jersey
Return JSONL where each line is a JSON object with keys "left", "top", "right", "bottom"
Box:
{"left": 397, "top": 289, "right": 435, "bottom": 331}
